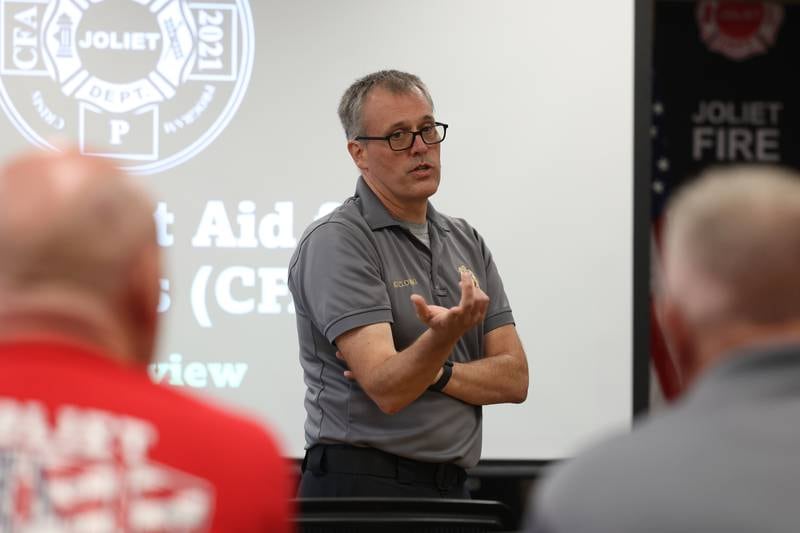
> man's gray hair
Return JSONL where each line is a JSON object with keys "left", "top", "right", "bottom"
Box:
{"left": 338, "top": 70, "right": 434, "bottom": 140}
{"left": 663, "top": 165, "right": 800, "bottom": 325}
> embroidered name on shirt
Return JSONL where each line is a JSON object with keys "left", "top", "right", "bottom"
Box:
{"left": 392, "top": 278, "right": 418, "bottom": 288}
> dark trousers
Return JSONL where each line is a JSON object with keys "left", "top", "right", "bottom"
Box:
{"left": 298, "top": 444, "right": 470, "bottom": 498}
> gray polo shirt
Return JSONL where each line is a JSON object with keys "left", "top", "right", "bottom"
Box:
{"left": 288, "top": 177, "right": 515, "bottom": 467}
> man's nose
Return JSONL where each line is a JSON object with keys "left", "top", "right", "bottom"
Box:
{"left": 409, "top": 133, "right": 429, "bottom": 155}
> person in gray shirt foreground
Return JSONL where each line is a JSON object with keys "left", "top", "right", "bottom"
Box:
{"left": 526, "top": 165, "right": 800, "bottom": 532}
{"left": 288, "top": 70, "right": 528, "bottom": 498}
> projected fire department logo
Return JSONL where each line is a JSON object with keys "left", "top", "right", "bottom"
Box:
{"left": 0, "top": 0, "right": 254, "bottom": 174}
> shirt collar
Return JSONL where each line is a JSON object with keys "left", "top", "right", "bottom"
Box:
{"left": 684, "top": 342, "right": 800, "bottom": 407}
{"left": 354, "top": 176, "right": 450, "bottom": 232}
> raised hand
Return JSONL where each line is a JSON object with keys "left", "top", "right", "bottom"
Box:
{"left": 410, "top": 271, "right": 489, "bottom": 342}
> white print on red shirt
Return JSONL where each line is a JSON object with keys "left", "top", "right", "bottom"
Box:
{"left": 0, "top": 398, "right": 214, "bottom": 532}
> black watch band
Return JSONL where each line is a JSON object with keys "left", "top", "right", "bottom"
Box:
{"left": 429, "top": 360, "right": 453, "bottom": 392}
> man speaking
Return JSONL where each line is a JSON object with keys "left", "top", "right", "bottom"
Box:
{"left": 289, "top": 70, "right": 528, "bottom": 498}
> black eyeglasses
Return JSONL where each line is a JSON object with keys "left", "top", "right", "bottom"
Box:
{"left": 355, "top": 122, "right": 448, "bottom": 151}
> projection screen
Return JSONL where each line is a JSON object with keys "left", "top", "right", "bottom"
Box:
{"left": 0, "top": 0, "right": 634, "bottom": 461}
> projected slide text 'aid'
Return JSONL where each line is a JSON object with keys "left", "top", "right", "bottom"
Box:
{"left": 192, "top": 200, "right": 297, "bottom": 249}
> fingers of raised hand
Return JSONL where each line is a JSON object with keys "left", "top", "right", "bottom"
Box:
{"left": 463, "top": 300, "right": 487, "bottom": 328}
{"left": 411, "top": 293, "right": 432, "bottom": 324}
{"left": 472, "top": 287, "right": 490, "bottom": 323}
{"left": 458, "top": 276, "right": 489, "bottom": 327}
{"left": 458, "top": 272, "right": 475, "bottom": 308}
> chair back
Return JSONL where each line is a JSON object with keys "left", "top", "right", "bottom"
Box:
{"left": 294, "top": 497, "right": 513, "bottom": 533}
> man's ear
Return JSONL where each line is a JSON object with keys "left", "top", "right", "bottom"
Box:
{"left": 347, "top": 140, "right": 367, "bottom": 172}
{"left": 658, "top": 298, "right": 698, "bottom": 395}
{"left": 123, "top": 241, "right": 160, "bottom": 365}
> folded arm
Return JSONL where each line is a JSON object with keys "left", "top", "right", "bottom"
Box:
{"left": 440, "top": 324, "right": 528, "bottom": 405}
{"left": 336, "top": 271, "right": 488, "bottom": 414}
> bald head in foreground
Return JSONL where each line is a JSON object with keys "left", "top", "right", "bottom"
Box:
{"left": 525, "top": 165, "right": 800, "bottom": 533}
{"left": 0, "top": 149, "right": 292, "bottom": 532}
{"left": 0, "top": 149, "right": 159, "bottom": 360}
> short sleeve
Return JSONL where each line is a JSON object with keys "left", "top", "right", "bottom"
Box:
{"left": 476, "top": 229, "right": 515, "bottom": 333}
{"left": 288, "top": 221, "right": 393, "bottom": 343}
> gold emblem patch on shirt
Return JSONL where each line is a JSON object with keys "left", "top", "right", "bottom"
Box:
{"left": 392, "top": 278, "right": 418, "bottom": 288}
{"left": 457, "top": 265, "right": 479, "bottom": 288}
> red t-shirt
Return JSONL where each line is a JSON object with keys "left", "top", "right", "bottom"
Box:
{"left": 0, "top": 340, "right": 294, "bottom": 532}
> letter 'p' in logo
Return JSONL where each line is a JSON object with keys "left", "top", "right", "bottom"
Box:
{"left": 0, "top": 0, "right": 254, "bottom": 175}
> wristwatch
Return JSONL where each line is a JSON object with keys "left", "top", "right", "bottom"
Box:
{"left": 428, "top": 360, "right": 453, "bottom": 392}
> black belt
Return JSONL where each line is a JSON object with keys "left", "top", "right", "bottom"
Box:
{"left": 303, "top": 444, "right": 467, "bottom": 491}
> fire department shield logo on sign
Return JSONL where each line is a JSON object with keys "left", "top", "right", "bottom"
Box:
{"left": 0, "top": 0, "right": 254, "bottom": 174}
{"left": 697, "top": 1, "right": 783, "bottom": 61}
